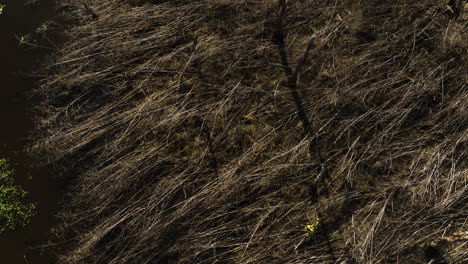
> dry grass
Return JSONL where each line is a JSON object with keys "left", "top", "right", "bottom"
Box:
{"left": 32, "top": 0, "right": 467, "bottom": 263}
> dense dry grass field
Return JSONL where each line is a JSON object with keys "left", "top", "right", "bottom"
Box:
{"left": 32, "top": 0, "right": 467, "bottom": 263}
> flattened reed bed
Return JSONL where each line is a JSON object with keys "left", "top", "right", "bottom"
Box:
{"left": 33, "top": 0, "right": 467, "bottom": 263}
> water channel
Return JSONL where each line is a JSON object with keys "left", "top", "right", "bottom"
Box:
{"left": 0, "top": 0, "right": 62, "bottom": 263}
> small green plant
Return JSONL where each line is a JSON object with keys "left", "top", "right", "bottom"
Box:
{"left": 294, "top": 218, "right": 321, "bottom": 252}
{"left": 36, "top": 21, "right": 51, "bottom": 33}
{"left": 18, "top": 34, "right": 31, "bottom": 46}
{"left": 0, "top": 4, "right": 6, "bottom": 15}
{"left": 304, "top": 218, "right": 320, "bottom": 237}
{"left": 0, "top": 158, "right": 36, "bottom": 234}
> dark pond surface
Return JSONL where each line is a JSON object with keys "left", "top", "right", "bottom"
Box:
{"left": 0, "top": 0, "right": 62, "bottom": 263}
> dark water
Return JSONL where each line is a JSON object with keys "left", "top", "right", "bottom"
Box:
{"left": 0, "top": 0, "right": 61, "bottom": 263}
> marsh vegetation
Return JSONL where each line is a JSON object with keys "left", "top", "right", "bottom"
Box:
{"left": 33, "top": 0, "right": 467, "bottom": 263}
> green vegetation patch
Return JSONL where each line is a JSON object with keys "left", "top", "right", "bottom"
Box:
{"left": 0, "top": 158, "right": 35, "bottom": 234}
{"left": 0, "top": 4, "right": 6, "bottom": 15}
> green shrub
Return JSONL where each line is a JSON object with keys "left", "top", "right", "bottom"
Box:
{"left": 0, "top": 158, "right": 36, "bottom": 234}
